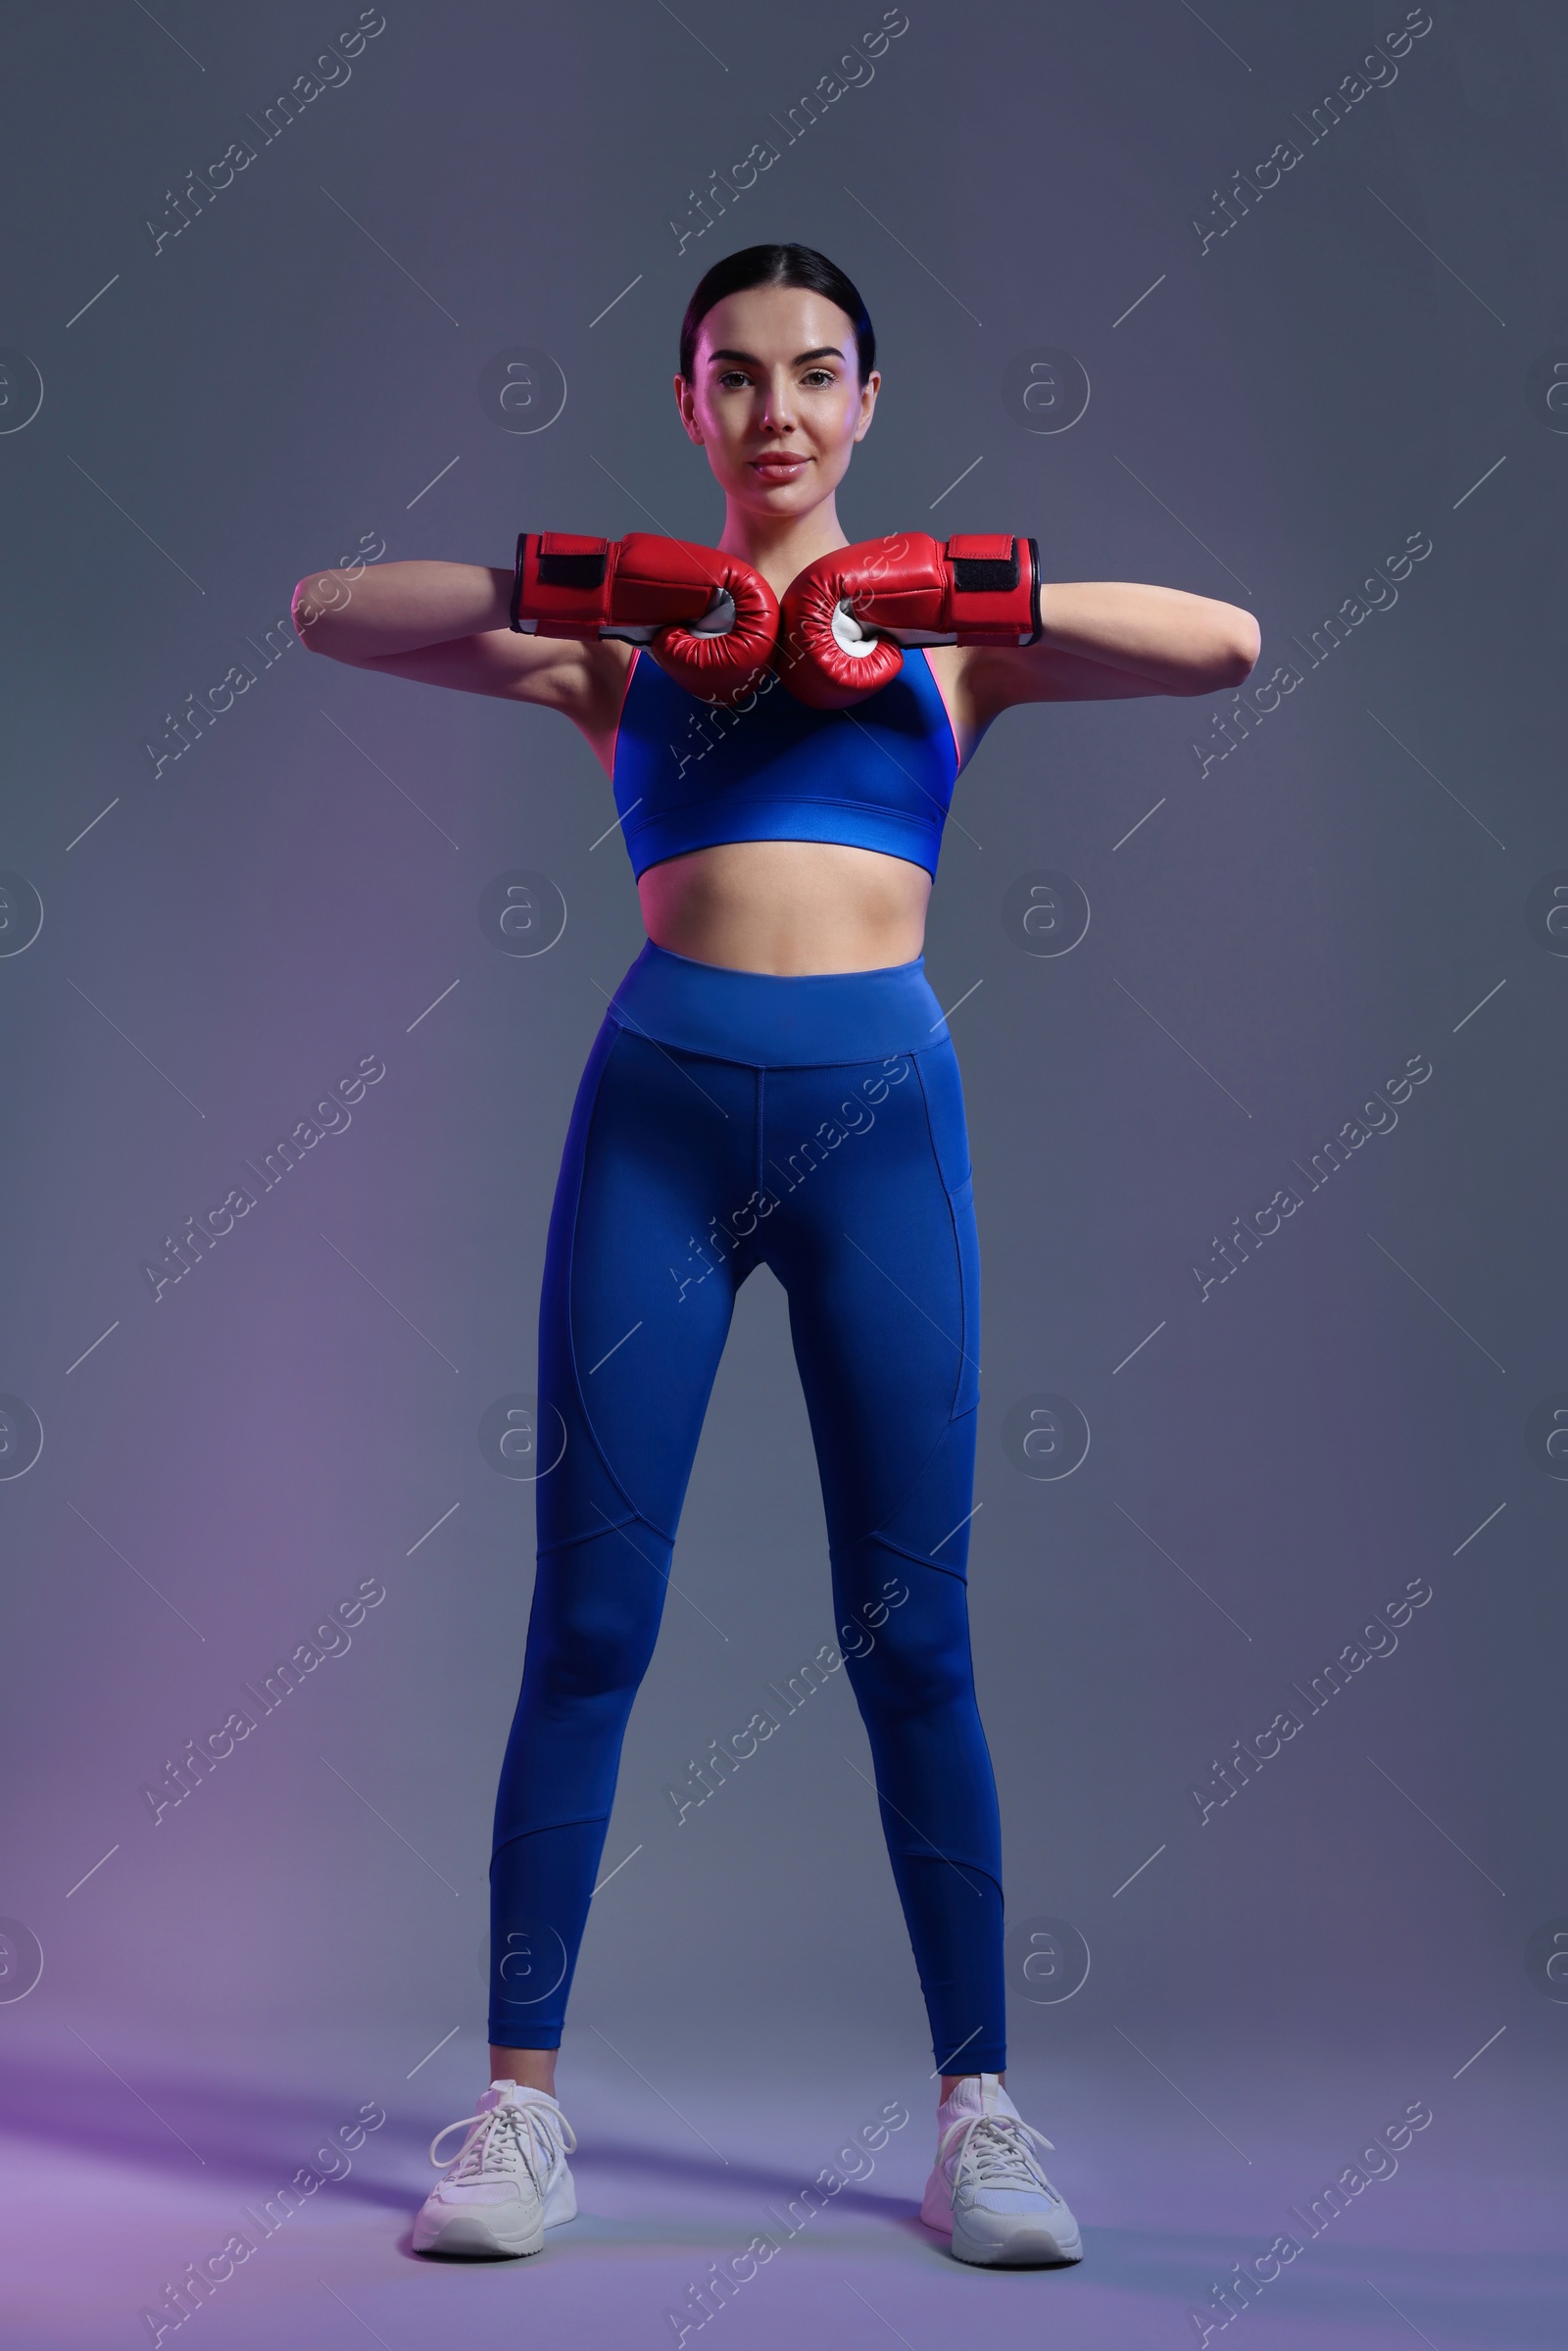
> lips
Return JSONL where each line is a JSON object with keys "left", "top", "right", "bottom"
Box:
{"left": 750, "top": 455, "right": 808, "bottom": 478}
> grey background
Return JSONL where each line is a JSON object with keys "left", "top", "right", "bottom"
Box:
{"left": 1, "top": 0, "right": 1563, "bottom": 2114}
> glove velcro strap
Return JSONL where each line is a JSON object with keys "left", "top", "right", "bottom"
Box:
{"left": 946, "top": 534, "right": 1019, "bottom": 595}
{"left": 511, "top": 531, "right": 614, "bottom": 636}
{"left": 944, "top": 534, "right": 1041, "bottom": 644}
{"left": 535, "top": 537, "right": 610, "bottom": 590}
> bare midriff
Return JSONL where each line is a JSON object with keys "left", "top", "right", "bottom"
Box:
{"left": 635, "top": 839, "right": 933, "bottom": 976}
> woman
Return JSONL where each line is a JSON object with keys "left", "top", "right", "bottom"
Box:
{"left": 295, "top": 243, "right": 1258, "bottom": 2271}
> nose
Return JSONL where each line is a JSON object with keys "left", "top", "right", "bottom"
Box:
{"left": 760, "top": 367, "right": 798, "bottom": 435}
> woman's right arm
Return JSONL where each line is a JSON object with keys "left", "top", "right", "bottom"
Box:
{"left": 291, "top": 559, "right": 624, "bottom": 746}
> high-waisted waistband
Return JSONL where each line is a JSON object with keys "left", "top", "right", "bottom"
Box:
{"left": 606, "top": 939, "right": 950, "bottom": 1067}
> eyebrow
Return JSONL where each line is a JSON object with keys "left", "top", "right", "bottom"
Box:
{"left": 706, "top": 346, "right": 846, "bottom": 367}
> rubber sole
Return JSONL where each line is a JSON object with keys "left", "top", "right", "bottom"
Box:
{"left": 413, "top": 2213, "right": 544, "bottom": 2259}
{"left": 950, "top": 2220, "right": 1083, "bottom": 2268}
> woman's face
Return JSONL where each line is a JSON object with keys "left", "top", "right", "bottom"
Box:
{"left": 676, "top": 282, "right": 879, "bottom": 518}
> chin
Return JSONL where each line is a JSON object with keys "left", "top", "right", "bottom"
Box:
{"left": 742, "top": 474, "right": 819, "bottom": 511}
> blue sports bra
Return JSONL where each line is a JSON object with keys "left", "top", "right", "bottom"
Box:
{"left": 609, "top": 647, "right": 962, "bottom": 880}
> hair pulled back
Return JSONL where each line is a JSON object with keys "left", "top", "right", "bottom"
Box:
{"left": 678, "top": 243, "right": 875, "bottom": 383}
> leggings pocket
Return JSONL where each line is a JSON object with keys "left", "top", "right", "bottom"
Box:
{"left": 913, "top": 1040, "right": 972, "bottom": 1196}
{"left": 945, "top": 1171, "right": 982, "bottom": 1420}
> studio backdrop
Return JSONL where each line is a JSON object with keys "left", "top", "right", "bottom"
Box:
{"left": 0, "top": 0, "right": 1560, "bottom": 2201}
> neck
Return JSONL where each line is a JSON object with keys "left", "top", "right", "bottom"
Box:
{"left": 716, "top": 495, "right": 850, "bottom": 599}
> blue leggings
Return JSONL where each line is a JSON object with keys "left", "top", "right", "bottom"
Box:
{"left": 489, "top": 943, "right": 1005, "bottom": 2072}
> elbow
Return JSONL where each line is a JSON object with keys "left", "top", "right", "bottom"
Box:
{"left": 291, "top": 576, "right": 336, "bottom": 655}
{"left": 290, "top": 580, "right": 320, "bottom": 652}
{"left": 1229, "top": 609, "right": 1263, "bottom": 681}
{"left": 1186, "top": 612, "right": 1261, "bottom": 695}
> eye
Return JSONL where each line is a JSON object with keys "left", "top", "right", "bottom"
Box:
{"left": 715, "top": 369, "right": 752, "bottom": 390}
{"left": 801, "top": 368, "right": 836, "bottom": 388}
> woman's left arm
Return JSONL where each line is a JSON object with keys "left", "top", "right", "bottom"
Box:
{"left": 967, "top": 579, "right": 1260, "bottom": 722}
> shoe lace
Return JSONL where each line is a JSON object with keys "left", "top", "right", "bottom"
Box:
{"left": 427, "top": 2094, "right": 576, "bottom": 2184}
{"left": 939, "top": 2110, "right": 1062, "bottom": 2202}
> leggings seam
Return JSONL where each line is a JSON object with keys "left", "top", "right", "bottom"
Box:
{"left": 491, "top": 1813, "right": 610, "bottom": 1866}
{"left": 537, "top": 1504, "right": 673, "bottom": 1558}
{"left": 885, "top": 1852, "right": 1004, "bottom": 1901}
{"left": 832, "top": 1398, "right": 980, "bottom": 1567}
{"left": 848, "top": 1528, "right": 970, "bottom": 1582}
{"left": 755, "top": 1063, "right": 764, "bottom": 1205}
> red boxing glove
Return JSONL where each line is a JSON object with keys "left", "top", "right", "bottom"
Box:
{"left": 511, "top": 530, "right": 778, "bottom": 704}
{"left": 778, "top": 532, "right": 1042, "bottom": 710}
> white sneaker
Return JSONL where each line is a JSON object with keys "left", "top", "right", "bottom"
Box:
{"left": 413, "top": 2079, "right": 577, "bottom": 2259}
{"left": 920, "top": 2074, "right": 1083, "bottom": 2267}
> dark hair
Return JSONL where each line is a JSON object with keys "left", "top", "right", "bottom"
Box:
{"left": 679, "top": 243, "right": 875, "bottom": 383}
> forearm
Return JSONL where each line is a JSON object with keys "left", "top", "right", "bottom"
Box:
{"left": 1034, "top": 580, "right": 1259, "bottom": 693}
{"left": 293, "top": 559, "right": 513, "bottom": 662}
